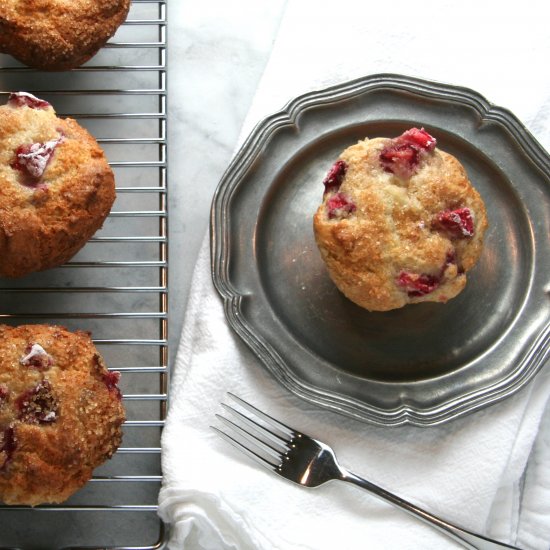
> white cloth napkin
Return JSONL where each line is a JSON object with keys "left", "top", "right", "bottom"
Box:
{"left": 159, "top": 1, "right": 550, "bottom": 548}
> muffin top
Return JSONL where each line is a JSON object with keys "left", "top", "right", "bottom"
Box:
{"left": 313, "top": 128, "right": 488, "bottom": 311}
{"left": 0, "top": 0, "right": 131, "bottom": 70}
{"left": 0, "top": 92, "right": 115, "bottom": 278}
{"left": 0, "top": 324, "right": 125, "bottom": 506}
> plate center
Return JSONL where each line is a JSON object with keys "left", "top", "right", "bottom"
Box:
{"left": 256, "top": 125, "right": 533, "bottom": 382}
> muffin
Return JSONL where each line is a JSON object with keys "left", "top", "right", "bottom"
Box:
{"left": 0, "top": 0, "right": 131, "bottom": 71}
{"left": 0, "top": 324, "right": 125, "bottom": 506}
{"left": 313, "top": 128, "right": 488, "bottom": 311}
{"left": 0, "top": 92, "right": 116, "bottom": 278}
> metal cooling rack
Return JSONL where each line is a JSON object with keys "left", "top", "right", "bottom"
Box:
{"left": 0, "top": 1, "right": 168, "bottom": 548}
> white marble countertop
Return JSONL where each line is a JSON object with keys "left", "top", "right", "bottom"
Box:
{"left": 166, "top": 0, "right": 287, "bottom": 357}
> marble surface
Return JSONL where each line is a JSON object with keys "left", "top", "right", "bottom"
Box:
{"left": 166, "top": 0, "right": 287, "bottom": 359}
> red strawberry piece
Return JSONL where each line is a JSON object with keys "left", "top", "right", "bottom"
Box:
{"left": 398, "top": 127, "right": 437, "bottom": 151}
{"left": 11, "top": 137, "right": 63, "bottom": 180}
{"left": 379, "top": 144, "right": 420, "bottom": 177}
{"left": 322, "top": 160, "right": 347, "bottom": 194}
{"left": 7, "top": 92, "right": 51, "bottom": 110}
{"left": 397, "top": 271, "right": 440, "bottom": 297}
{"left": 17, "top": 379, "right": 58, "bottom": 425}
{"left": 379, "top": 127, "right": 436, "bottom": 178}
{"left": 103, "top": 371, "right": 123, "bottom": 400}
{"left": 433, "top": 208, "right": 474, "bottom": 238}
{"left": 0, "top": 427, "right": 16, "bottom": 471}
{"left": 20, "top": 343, "right": 54, "bottom": 370}
{"left": 326, "top": 192, "right": 356, "bottom": 219}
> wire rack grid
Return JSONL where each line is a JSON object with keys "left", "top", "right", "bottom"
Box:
{"left": 0, "top": 1, "right": 168, "bottom": 548}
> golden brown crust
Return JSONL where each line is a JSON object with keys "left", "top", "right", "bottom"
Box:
{"left": 313, "top": 134, "right": 488, "bottom": 311}
{"left": 0, "top": 95, "right": 115, "bottom": 278}
{"left": 0, "top": 0, "right": 130, "bottom": 70}
{"left": 0, "top": 324, "right": 125, "bottom": 506}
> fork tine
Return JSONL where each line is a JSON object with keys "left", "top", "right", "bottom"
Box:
{"left": 214, "top": 413, "right": 283, "bottom": 462}
{"left": 221, "top": 402, "right": 290, "bottom": 451}
{"left": 211, "top": 425, "right": 277, "bottom": 471}
{"left": 227, "top": 392, "right": 294, "bottom": 438}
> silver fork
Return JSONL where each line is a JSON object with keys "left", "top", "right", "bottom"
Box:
{"left": 213, "top": 393, "right": 521, "bottom": 550}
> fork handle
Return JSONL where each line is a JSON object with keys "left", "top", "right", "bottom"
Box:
{"left": 339, "top": 470, "right": 521, "bottom": 550}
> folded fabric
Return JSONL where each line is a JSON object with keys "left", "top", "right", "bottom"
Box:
{"left": 241, "top": 0, "right": 550, "bottom": 154}
{"left": 159, "top": 239, "right": 550, "bottom": 549}
{"left": 159, "top": 0, "right": 550, "bottom": 548}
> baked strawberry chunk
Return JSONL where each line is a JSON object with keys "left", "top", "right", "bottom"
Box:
{"left": 397, "top": 271, "right": 440, "bottom": 297}
{"left": 397, "top": 246, "right": 458, "bottom": 297}
{"left": 380, "top": 127, "right": 436, "bottom": 178}
{"left": 380, "top": 144, "right": 420, "bottom": 178}
{"left": 0, "top": 384, "right": 8, "bottom": 403}
{"left": 322, "top": 160, "right": 347, "bottom": 194}
{"left": 20, "top": 343, "right": 54, "bottom": 370}
{"left": 103, "top": 371, "right": 123, "bottom": 400}
{"left": 17, "top": 380, "right": 58, "bottom": 424}
{"left": 8, "top": 92, "right": 51, "bottom": 110}
{"left": 327, "top": 192, "right": 356, "bottom": 219}
{"left": 11, "top": 137, "right": 63, "bottom": 180}
{"left": 433, "top": 208, "right": 474, "bottom": 238}
{"left": 399, "top": 127, "right": 437, "bottom": 151}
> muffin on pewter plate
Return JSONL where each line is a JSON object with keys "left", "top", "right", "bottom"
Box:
{"left": 0, "top": 324, "right": 125, "bottom": 506}
{"left": 0, "top": 0, "right": 131, "bottom": 71}
{"left": 0, "top": 92, "right": 116, "bottom": 278}
{"left": 313, "top": 128, "right": 488, "bottom": 312}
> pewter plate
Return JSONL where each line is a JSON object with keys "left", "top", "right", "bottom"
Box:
{"left": 210, "top": 74, "right": 550, "bottom": 426}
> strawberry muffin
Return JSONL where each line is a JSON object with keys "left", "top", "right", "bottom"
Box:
{"left": 0, "top": 324, "right": 125, "bottom": 506}
{"left": 313, "top": 128, "right": 488, "bottom": 311}
{"left": 0, "top": 92, "right": 115, "bottom": 278}
{"left": 0, "top": 0, "right": 131, "bottom": 70}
